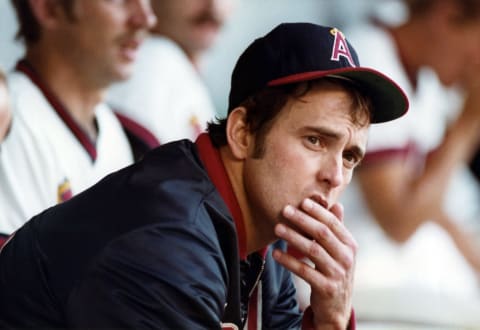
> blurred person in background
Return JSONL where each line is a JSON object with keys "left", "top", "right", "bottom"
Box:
{"left": 0, "top": 68, "right": 11, "bottom": 246}
{"left": 108, "top": 0, "right": 237, "bottom": 144}
{"left": 0, "top": 69, "right": 11, "bottom": 143}
{"left": 0, "top": 0, "right": 156, "bottom": 237}
{"left": 337, "top": 0, "right": 480, "bottom": 309}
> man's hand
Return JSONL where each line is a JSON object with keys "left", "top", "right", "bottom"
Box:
{"left": 272, "top": 198, "right": 357, "bottom": 329}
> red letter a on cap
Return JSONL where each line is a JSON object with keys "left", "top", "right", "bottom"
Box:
{"left": 330, "top": 28, "right": 356, "bottom": 67}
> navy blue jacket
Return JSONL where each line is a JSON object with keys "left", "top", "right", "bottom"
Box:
{"left": 0, "top": 134, "right": 303, "bottom": 329}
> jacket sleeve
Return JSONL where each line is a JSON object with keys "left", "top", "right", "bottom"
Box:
{"left": 65, "top": 222, "right": 229, "bottom": 329}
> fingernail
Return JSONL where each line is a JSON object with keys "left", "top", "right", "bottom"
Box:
{"left": 283, "top": 205, "right": 294, "bottom": 217}
{"left": 303, "top": 198, "right": 314, "bottom": 210}
{"left": 275, "top": 223, "right": 286, "bottom": 236}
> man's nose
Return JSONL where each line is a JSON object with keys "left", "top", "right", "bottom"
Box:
{"left": 317, "top": 154, "right": 343, "bottom": 189}
{"left": 129, "top": 0, "right": 157, "bottom": 30}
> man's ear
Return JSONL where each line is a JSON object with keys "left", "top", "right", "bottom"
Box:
{"left": 28, "top": 0, "right": 67, "bottom": 29}
{"left": 226, "top": 107, "right": 252, "bottom": 160}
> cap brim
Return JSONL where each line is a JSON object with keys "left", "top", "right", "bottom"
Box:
{"left": 268, "top": 67, "right": 409, "bottom": 124}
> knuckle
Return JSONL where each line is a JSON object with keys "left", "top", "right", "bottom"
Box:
{"left": 308, "top": 240, "right": 323, "bottom": 258}
{"left": 343, "top": 255, "right": 354, "bottom": 270}
{"left": 329, "top": 217, "right": 340, "bottom": 231}
{"left": 314, "top": 223, "right": 329, "bottom": 240}
{"left": 323, "top": 281, "right": 337, "bottom": 299}
{"left": 348, "top": 236, "right": 359, "bottom": 253}
{"left": 297, "top": 260, "right": 313, "bottom": 279}
{"left": 340, "top": 247, "right": 355, "bottom": 269}
{"left": 331, "top": 264, "right": 346, "bottom": 279}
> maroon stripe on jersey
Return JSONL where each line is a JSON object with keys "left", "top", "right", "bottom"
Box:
{"left": 114, "top": 112, "right": 160, "bottom": 149}
{"left": 15, "top": 60, "right": 98, "bottom": 161}
{"left": 361, "top": 142, "right": 418, "bottom": 167}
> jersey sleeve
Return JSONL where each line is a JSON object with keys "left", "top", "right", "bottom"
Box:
{"left": 65, "top": 222, "right": 229, "bottom": 329}
{"left": 0, "top": 114, "right": 60, "bottom": 233}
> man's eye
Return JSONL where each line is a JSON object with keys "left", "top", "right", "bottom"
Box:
{"left": 306, "top": 136, "right": 320, "bottom": 145}
{"left": 343, "top": 153, "right": 359, "bottom": 169}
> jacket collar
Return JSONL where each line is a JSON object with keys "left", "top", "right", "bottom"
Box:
{"left": 195, "top": 133, "right": 268, "bottom": 260}
{"left": 195, "top": 133, "right": 249, "bottom": 260}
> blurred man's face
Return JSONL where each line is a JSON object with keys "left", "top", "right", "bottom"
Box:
{"left": 424, "top": 2, "right": 480, "bottom": 86}
{"left": 151, "top": 0, "right": 237, "bottom": 60}
{"left": 53, "top": 0, "right": 156, "bottom": 87}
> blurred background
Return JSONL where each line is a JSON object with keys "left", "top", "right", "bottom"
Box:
{"left": 1, "top": 0, "right": 480, "bottom": 329}
{"left": 0, "top": 0, "right": 406, "bottom": 117}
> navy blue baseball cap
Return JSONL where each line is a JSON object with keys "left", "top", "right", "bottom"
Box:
{"left": 228, "top": 22, "right": 409, "bottom": 123}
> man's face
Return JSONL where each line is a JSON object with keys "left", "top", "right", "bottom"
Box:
{"left": 55, "top": 0, "right": 156, "bottom": 87}
{"left": 242, "top": 83, "right": 369, "bottom": 234}
{"left": 151, "top": 0, "right": 236, "bottom": 57}
{"left": 432, "top": 22, "right": 480, "bottom": 86}
{"left": 426, "top": 5, "right": 480, "bottom": 86}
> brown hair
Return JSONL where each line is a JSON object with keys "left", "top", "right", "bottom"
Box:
{"left": 207, "top": 77, "right": 372, "bottom": 157}
{"left": 10, "top": 0, "right": 75, "bottom": 45}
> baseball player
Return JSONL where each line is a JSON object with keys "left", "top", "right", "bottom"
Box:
{"left": 0, "top": 0, "right": 156, "bottom": 234}
{"left": 108, "top": 0, "right": 237, "bottom": 144}
{"left": 0, "top": 23, "right": 408, "bottom": 329}
{"left": 339, "top": 0, "right": 480, "bottom": 312}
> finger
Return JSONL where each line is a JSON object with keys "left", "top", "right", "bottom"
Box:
{"left": 300, "top": 199, "right": 356, "bottom": 249}
{"left": 281, "top": 204, "right": 356, "bottom": 269}
{"left": 272, "top": 248, "right": 335, "bottom": 295}
{"left": 275, "top": 223, "right": 343, "bottom": 278}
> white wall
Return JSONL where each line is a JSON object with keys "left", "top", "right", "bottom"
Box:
{"left": 0, "top": 0, "right": 24, "bottom": 72}
{"left": 202, "top": 0, "right": 333, "bottom": 117}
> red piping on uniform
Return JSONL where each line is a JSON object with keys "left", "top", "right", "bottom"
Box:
{"left": 16, "top": 60, "right": 98, "bottom": 161}
{"left": 114, "top": 112, "right": 161, "bottom": 149}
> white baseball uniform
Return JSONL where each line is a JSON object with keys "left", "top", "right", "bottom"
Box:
{"left": 107, "top": 36, "right": 216, "bottom": 144}
{"left": 342, "top": 22, "right": 480, "bottom": 297}
{"left": 0, "top": 61, "right": 134, "bottom": 234}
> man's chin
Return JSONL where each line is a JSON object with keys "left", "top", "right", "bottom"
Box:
{"left": 111, "top": 66, "right": 135, "bottom": 83}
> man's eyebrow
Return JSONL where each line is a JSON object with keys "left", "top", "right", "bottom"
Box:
{"left": 304, "top": 125, "right": 342, "bottom": 139}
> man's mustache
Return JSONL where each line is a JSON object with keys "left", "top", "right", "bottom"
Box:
{"left": 191, "top": 11, "right": 223, "bottom": 27}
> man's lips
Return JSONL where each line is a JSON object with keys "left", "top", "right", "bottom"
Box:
{"left": 119, "top": 37, "right": 143, "bottom": 61}
{"left": 310, "top": 195, "right": 329, "bottom": 210}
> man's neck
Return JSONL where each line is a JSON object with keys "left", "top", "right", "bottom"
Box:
{"left": 25, "top": 49, "right": 105, "bottom": 141}
{"left": 219, "top": 147, "right": 277, "bottom": 255}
